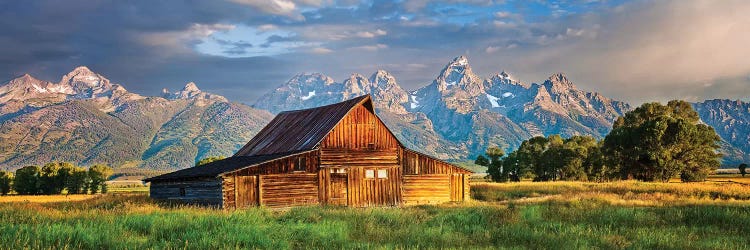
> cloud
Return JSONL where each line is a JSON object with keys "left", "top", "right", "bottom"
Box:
{"left": 229, "top": 0, "right": 300, "bottom": 18}
{"left": 349, "top": 44, "right": 388, "bottom": 51}
{"left": 2, "top": 0, "right": 750, "bottom": 105}
{"left": 311, "top": 47, "right": 333, "bottom": 54}
{"left": 355, "top": 29, "right": 388, "bottom": 38}
{"left": 505, "top": 0, "right": 750, "bottom": 104}
{"left": 257, "top": 24, "right": 279, "bottom": 32}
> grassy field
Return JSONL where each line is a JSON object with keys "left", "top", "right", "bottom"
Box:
{"left": 0, "top": 180, "right": 749, "bottom": 249}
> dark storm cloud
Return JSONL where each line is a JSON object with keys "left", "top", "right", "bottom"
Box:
{"left": 0, "top": 0, "right": 298, "bottom": 102}
{"left": 1, "top": 0, "right": 749, "bottom": 105}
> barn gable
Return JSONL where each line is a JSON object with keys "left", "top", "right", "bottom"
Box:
{"left": 234, "top": 95, "right": 377, "bottom": 156}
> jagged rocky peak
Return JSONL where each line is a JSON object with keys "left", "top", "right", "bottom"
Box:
{"left": 287, "top": 73, "right": 336, "bottom": 87}
{"left": 163, "top": 82, "right": 227, "bottom": 102}
{"left": 367, "top": 70, "right": 410, "bottom": 114}
{"left": 342, "top": 73, "right": 370, "bottom": 98}
{"left": 370, "top": 70, "right": 398, "bottom": 88}
{"left": 543, "top": 72, "right": 577, "bottom": 93}
{"left": 435, "top": 55, "right": 483, "bottom": 94}
{"left": 60, "top": 66, "right": 113, "bottom": 93}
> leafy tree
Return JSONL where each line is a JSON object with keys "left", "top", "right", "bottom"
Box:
{"left": 65, "top": 166, "right": 90, "bottom": 194}
{"left": 196, "top": 156, "right": 226, "bottom": 167}
{"left": 486, "top": 147, "right": 506, "bottom": 182}
{"left": 516, "top": 136, "right": 550, "bottom": 181}
{"left": 88, "top": 165, "right": 113, "bottom": 194}
{"left": 475, "top": 147, "right": 505, "bottom": 181}
{"left": 739, "top": 163, "right": 747, "bottom": 177}
{"left": 14, "top": 166, "right": 40, "bottom": 195}
{"left": 0, "top": 171, "right": 12, "bottom": 195}
{"left": 474, "top": 155, "right": 489, "bottom": 167}
{"left": 603, "top": 100, "right": 721, "bottom": 182}
{"left": 39, "top": 162, "right": 77, "bottom": 194}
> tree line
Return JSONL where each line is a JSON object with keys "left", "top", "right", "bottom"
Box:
{"left": 0, "top": 162, "right": 113, "bottom": 195}
{"left": 476, "top": 100, "right": 729, "bottom": 183}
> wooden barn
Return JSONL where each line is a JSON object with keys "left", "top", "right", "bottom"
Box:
{"left": 144, "top": 95, "right": 472, "bottom": 209}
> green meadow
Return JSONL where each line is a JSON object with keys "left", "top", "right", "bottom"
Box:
{"left": 1, "top": 180, "right": 749, "bottom": 249}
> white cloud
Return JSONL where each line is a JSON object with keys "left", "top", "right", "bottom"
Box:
{"left": 485, "top": 46, "right": 499, "bottom": 54}
{"left": 350, "top": 44, "right": 388, "bottom": 51}
{"left": 311, "top": 47, "right": 333, "bottom": 54}
{"left": 503, "top": 0, "right": 750, "bottom": 103}
{"left": 257, "top": 24, "right": 278, "bottom": 32}
{"left": 229, "top": 0, "right": 302, "bottom": 20}
{"left": 355, "top": 29, "right": 388, "bottom": 38}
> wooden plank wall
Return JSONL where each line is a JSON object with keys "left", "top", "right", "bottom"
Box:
{"left": 449, "top": 174, "right": 464, "bottom": 201}
{"left": 221, "top": 151, "right": 319, "bottom": 209}
{"left": 402, "top": 174, "right": 450, "bottom": 205}
{"left": 320, "top": 149, "right": 398, "bottom": 166}
{"left": 402, "top": 150, "right": 471, "bottom": 203}
{"left": 150, "top": 178, "right": 223, "bottom": 206}
{"left": 260, "top": 173, "right": 319, "bottom": 208}
{"left": 402, "top": 150, "right": 471, "bottom": 175}
{"left": 318, "top": 166, "right": 402, "bottom": 207}
{"left": 320, "top": 105, "right": 399, "bottom": 150}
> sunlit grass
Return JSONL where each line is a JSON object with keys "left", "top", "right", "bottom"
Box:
{"left": 0, "top": 181, "right": 748, "bottom": 249}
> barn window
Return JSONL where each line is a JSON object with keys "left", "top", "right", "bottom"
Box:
{"left": 294, "top": 157, "right": 306, "bottom": 171}
{"left": 377, "top": 169, "right": 388, "bottom": 179}
{"left": 330, "top": 168, "right": 346, "bottom": 174}
{"left": 179, "top": 187, "right": 186, "bottom": 197}
{"left": 365, "top": 169, "right": 375, "bottom": 179}
{"left": 367, "top": 143, "right": 376, "bottom": 150}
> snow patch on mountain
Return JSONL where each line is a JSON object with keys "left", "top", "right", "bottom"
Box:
{"left": 486, "top": 94, "right": 501, "bottom": 108}
{"left": 301, "top": 91, "right": 316, "bottom": 100}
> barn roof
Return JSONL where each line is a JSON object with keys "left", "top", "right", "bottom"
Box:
{"left": 234, "top": 95, "right": 374, "bottom": 156}
{"left": 143, "top": 150, "right": 311, "bottom": 182}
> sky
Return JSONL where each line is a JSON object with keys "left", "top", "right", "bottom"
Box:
{"left": 1, "top": 0, "right": 749, "bottom": 105}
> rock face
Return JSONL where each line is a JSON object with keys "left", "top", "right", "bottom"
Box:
{"left": 0, "top": 67, "right": 272, "bottom": 170}
{"left": 255, "top": 56, "right": 633, "bottom": 160}
{"left": 693, "top": 99, "right": 750, "bottom": 165}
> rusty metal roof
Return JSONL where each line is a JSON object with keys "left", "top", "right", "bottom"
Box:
{"left": 143, "top": 150, "right": 311, "bottom": 182}
{"left": 234, "top": 95, "right": 373, "bottom": 156}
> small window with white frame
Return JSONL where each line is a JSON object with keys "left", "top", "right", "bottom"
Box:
{"left": 330, "top": 168, "right": 346, "bottom": 174}
{"left": 365, "top": 169, "right": 375, "bottom": 179}
{"left": 377, "top": 169, "right": 388, "bottom": 179}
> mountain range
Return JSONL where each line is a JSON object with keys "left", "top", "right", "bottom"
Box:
{"left": 0, "top": 57, "right": 747, "bottom": 170}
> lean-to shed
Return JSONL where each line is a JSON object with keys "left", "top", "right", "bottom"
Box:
{"left": 144, "top": 95, "right": 472, "bottom": 208}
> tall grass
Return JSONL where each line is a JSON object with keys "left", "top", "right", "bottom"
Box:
{"left": 0, "top": 182, "right": 748, "bottom": 249}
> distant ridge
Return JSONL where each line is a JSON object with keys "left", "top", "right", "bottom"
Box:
{"left": 0, "top": 59, "right": 747, "bottom": 170}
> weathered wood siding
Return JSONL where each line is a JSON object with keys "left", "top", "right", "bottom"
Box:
{"left": 150, "top": 178, "right": 223, "bottom": 206}
{"left": 402, "top": 150, "right": 471, "bottom": 175}
{"left": 317, "top": 105, "right": 403, "bottom": 206}
{"left": 222, "top": 151, "right": 319, "bottom": 209}
{"left": 319, "top": 166, "right": 401, "bottom": 207}
{"left": 260, "top": 173, "right": 319, "bottom": 208}
{"left": 320, "top": 105, "right": 399, "bottom": 151}
{"left": 402, "top": 174, "right": 450, "bottom": 205}
{"left": 401, "top": 150, "right": 470, "bottom": 203}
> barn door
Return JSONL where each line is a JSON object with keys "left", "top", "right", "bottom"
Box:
{"left": 450, "top": 174, "right": 464, "bottom": 201}
{"left": 235, "top": 175, "right": 258, "bottom": 208}
{"left": 328, "top": 172, "right": 348, "bottom": 206}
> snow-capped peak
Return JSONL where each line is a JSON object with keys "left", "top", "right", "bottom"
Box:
{"left": 182, "top": 82, "right": 201, "bottom": 93}
{"left": 453, "top": 55, "right": 468, "bottom": 66}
